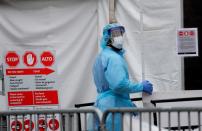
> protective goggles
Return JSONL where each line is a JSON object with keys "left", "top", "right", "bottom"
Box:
{"left": 108, "top": 26, "right": 125, "bottom": 37}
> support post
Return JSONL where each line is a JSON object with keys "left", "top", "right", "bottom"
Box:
{"left": 109, "top": 0, "right": 117, "bottom": 23}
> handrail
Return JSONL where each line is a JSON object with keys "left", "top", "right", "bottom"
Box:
{"left": 101, "top": 107, "right": 202, "bottom": 124}
{"left": 0, "top": 108, "right": 102, "bottom": 120}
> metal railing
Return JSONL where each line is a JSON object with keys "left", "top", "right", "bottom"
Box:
{"left": 101, "top": 107, "right": 202, "bottom": 131}
{"left": 0, "top": 108, "right": 102, "bottom": 131}
{"left": 1, "top": 107, "right": 202, "bottom": 131}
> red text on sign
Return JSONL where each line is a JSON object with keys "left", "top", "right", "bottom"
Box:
{"left": 34, "top": 90, "right": 59, "bottom": 105}
{"left": 40, "top": 51, "right": 55, "bottom": 66}
{"left": 8, "top": 91, "right": 34, "bottom": 106}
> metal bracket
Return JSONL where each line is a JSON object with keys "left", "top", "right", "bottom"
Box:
{"left": 0, "top": 64, "right": 5, "bottom": 96}
{"left": 0, "top": 66, "right": 3, "bottom": 79}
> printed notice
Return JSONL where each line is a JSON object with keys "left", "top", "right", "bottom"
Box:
{"left": 8, "top": 91, "right": 34, "bottom": 106}
{"left": 4, "top": 49, "right": 59, "bottom": 107}
{"left": 177, "top": 28, "right": 198, "bottom": 56}
{"left": 34, "top": 90, "right": 59, "bottom": 105}
{"left": 4, "top": 48, "right": 61, "bottom": 131}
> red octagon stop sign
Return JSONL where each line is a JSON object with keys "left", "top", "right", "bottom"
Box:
{"left": 5, "top": 51, "right": 20, "bottom": 67}
{"left": 40, "top": 51, "right": 54, "bottom": 66}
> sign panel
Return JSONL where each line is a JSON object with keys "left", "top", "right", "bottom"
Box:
{"left": 4, "top": 49, "right": 59, "bottom": 107}
{"left": 4, "top": 48, "right": 60, "bottom": 131}
{"left": 176, "top": 28, "right": 198, "bottom": 56}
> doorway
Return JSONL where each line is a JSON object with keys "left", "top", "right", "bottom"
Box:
{"left": 184, "top": 0, "right": 202, "bottom": 90}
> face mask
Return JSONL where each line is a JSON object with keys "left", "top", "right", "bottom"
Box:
{"left": 112, "top": 36, "right": 124, "bottom": 49}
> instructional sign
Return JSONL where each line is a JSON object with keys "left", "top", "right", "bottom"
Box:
{"left": 4, "top": 48, "right": 61, "bottom": 131}
{"left": 176, "top": 28, "right": 198, "bottom": 56}
{"left": 8, "top": 90, "right": 59, "bottom": 106}
{"left": 4, "top": 49, "right": 59, "bottom": 107}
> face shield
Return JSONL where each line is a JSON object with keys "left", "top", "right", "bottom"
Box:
{"left": 108, "top": 26, "right": 125, "bottom": 49}
{"left": 108, "top": 26, "right": 125, "bottom": 37}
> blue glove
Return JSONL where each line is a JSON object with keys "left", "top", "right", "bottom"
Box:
{"left": 142, "top": 80, "right": 153, "bottom": 95}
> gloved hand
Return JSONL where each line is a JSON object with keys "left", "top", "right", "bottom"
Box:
{"left": 141, "top": 80, "right": 153, "bottom": 95}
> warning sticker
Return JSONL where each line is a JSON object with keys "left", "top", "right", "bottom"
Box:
{"left": 36, "top": 113, "right": 61, "bottom": 131}
{"left": 10, "top": 114, "right": 35, "bottom": 131}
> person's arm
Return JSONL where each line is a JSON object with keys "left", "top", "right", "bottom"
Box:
{"left": 105, "top": 56, "right": 143, "bottom": 94}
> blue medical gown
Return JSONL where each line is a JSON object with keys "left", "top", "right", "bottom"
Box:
{"left": 92, "top": 47, "right": 143, "bottom": 131}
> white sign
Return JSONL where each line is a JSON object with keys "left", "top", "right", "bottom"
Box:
{"left": 36, "top": 114, "right": 61, "bottom": 131}
{"left": 35, "top": 106, "right": 61, "bottom": 131}
{"left": 9, "top": 107, "right": 35, "bottom": 131}
{"left": 4, "top": 49, "right": 59, "bottom": 107}
{"left": 9, "top": 106, "right": 61, "bottom": 131}
{"left": 4, "top": 48, "right": 61, "bottom": 131}
{"left": 10, "top": 114, "right": 36, "bottom": 131}
{"left": 176, "top": 28, "right": 198, "bottom": 56}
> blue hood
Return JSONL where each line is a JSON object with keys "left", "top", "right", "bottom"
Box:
{"left": 101, "top": 23, "right": 125, "bottom": 49}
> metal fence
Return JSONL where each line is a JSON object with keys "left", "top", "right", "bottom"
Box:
{"left": 1, "top": 107, "right": 202, "bottom": 131}
{"left": 0, "top": 108, "right": 102, "bottom": 131}
{"left": 101, "top": 107, "right": 202, "bottom": 131}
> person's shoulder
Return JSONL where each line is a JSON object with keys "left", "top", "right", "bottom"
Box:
{"left": 102, "top": 48, "right": 121, "bottom": 61}
{"left": 102, "top": 48, "right": 116, "bottom": 55}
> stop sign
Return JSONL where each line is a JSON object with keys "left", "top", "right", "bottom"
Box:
{"left": 23, "top": 51, "right": 37, "bottom": 67}
{"left": 5, "top": 51, "right": 20, "bottom": 67}
{"left": 24, "top": 119, "right": 34, "bottom": 131}
{"left": 48, "top": 118, "right": 59, "bottom": 130}
{"left": 38, "top": 119, "right": 47, "bottom": 131}
{"left": 11, "top": 120, "right": 22, "bottom": 131}
{"left": 40, "top": 51, "right": 54, "bottom": 66}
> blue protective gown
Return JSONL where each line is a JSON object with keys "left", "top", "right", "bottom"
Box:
{"left": 92, "top": 24, "right": 144, "bottom": 131}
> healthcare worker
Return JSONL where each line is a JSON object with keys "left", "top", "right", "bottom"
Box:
{"left": 92, "top": 23, "right": 153, "bottom": 131}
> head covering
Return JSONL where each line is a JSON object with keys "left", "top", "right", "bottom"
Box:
{"left": 101, "top": 23, "right": 125, "bottom": 49}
